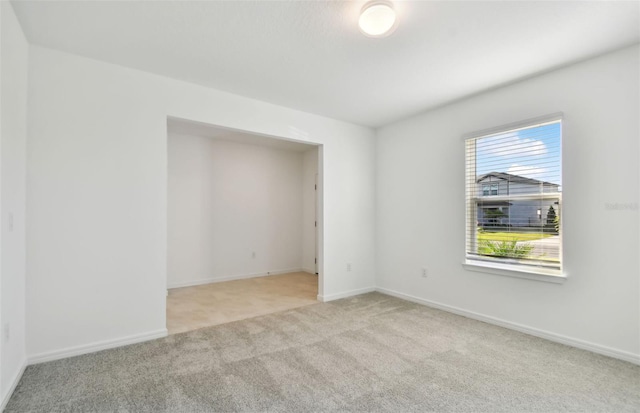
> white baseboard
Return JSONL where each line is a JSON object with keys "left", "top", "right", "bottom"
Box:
{"left": 318, "top": 286, "right": 376, "bottom": 302}
{"left": 1, "top": 359, "right": 27, "bottom": 412}
{"left": 167, "top": 268, "right": 303, "bottom": 289}
{"left": 302, "top": 267, "right": 317, "bottom": 275}
{"left": 376, "top": 287, "right": 640, "bottom": 365}
{"left": 28, "top": 329, "right": 168, "bottom": 365}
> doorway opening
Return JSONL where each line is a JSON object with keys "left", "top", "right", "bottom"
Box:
{"left": 166, "top": 117, "right": 322, "bottom": 335}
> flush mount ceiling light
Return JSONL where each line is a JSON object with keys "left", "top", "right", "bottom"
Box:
{"left": 358, "top": 1, "right": 397, "bottom": 38}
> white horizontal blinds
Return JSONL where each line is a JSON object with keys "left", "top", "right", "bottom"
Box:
{"left": 465, "top": 119, "right": 562, "bottom": 270}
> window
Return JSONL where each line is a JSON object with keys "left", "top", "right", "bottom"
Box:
{"left": 465, "top": 115, "right": 563, "bottom": 278}
{"left": 482, "top": 183, "right": 499, "bottom": 196}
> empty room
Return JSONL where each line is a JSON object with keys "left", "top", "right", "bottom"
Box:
{"left": 166, "top": 118, "right": 321, "bottom": 334}
{"left": 1, "top": 1, "right": 638, "bottom": 412}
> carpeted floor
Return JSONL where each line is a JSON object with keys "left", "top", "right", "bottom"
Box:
{"left": 6, "top": 292, "right": 640, "bottom": 412}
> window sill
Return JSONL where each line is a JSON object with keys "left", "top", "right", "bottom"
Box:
{"left": 463, "top": 260, "right": 567, "bottom": 284}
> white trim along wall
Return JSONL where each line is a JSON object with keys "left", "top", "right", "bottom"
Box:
{"left": 0, "top": 8, "right": 638, "bottom": 409}
{"left": 375, "top": 45, "right": 639, "bottom": 365}
{"left": 26, "top": 44, "right": 376, "bottom": 362}
{"left": 167, "top": 132, "right": 316, "bottom": 289}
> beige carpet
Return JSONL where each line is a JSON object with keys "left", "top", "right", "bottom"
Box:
{"left": 7, "top": 292, "right": 640, "bottom": 412}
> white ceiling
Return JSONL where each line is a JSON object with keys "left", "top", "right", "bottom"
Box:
{"left": 11, "top": 0, "right": 640, "bottom": 128}
{"left": 168, "top": 117, "right": 317, "bottom": 153}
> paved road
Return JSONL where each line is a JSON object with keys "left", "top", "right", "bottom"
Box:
{"left": 522, "top": 235, "right": 560, "bottom": 260}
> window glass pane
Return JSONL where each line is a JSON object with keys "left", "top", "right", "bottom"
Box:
{"left": 466, "top": 119, "right": 562, "bottom": 272}
{"left": 476, "top": 123, "right": 561, "bottom": 189}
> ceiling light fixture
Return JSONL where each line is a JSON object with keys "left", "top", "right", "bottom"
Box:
{"left": 358, "top": 1, "right": 397, "bottom": 38}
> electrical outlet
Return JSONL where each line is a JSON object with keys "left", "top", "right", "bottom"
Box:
{"left": 346, "top": 263, "right": 352, "bottom": 272}
{"left": 421, "top": 268, "right": 428, "bottom": 278}
{"left": 3, "top": 323, "right": 9, "bottom": 342}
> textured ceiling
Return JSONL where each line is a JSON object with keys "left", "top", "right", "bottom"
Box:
{"left": 11, "top": 0, "right": 640, "bottom": 127}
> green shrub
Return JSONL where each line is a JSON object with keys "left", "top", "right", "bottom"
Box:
{"left": 479, "top": 239, "right": 534, "bottom": 259}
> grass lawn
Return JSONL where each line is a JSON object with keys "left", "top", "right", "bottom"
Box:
{"left": 478, "top": 231, "right": 553, "bottom": 242}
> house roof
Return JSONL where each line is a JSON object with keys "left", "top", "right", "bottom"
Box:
{"left": 477, "top": 172, "right": 557, "bottom": 186}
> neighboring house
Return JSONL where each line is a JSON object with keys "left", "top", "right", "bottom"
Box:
{"left": 476, "top": 172, "right": 560, "bottom": 228}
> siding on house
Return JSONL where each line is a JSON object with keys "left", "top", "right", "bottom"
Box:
{"left": 476, "top": 173, "right": 560, "bottom": 228}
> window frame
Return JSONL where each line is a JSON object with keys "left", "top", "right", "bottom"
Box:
{"left": 463, "top": 113, "right": 566, "bottom": 282}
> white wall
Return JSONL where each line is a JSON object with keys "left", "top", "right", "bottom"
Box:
{"left": 376, "top": 45, "right": 640, "bottom": 361}
{"left": 0, "top": 0, "right": 28, "bottom": 405}
{"left": 167, "top": 134, "right": 307, "bottom": 288}
{"left": 26, "top": 45, "right": 376, "bottom": 360}
{"left": 302, "top": 148, "right": 318, "bottom": 274}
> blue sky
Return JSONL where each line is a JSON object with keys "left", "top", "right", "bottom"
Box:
{"left": 476, "top": 121, "right": 562, "bottom": 186}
